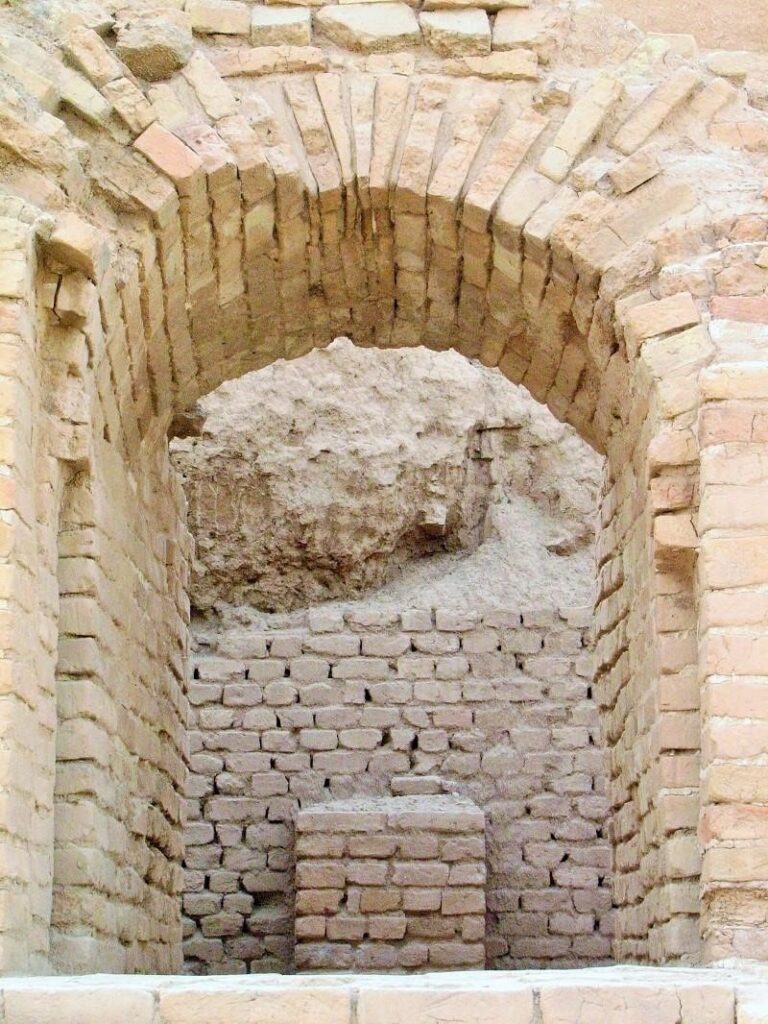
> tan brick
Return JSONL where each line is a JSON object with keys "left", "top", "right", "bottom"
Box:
{"left": 187, "top": 0, "right": 251, "bottom": 34}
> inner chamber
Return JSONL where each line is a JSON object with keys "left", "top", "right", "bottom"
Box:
{"left": 172, "top": 337, "right": 611, "bottom": 974}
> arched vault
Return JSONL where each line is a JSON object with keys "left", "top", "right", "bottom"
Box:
{"left": 0, "top": 0, "right": 767, "bottom": 974}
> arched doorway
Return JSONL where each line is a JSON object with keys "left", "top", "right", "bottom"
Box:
{"left": 0, "top": 0, "right": 765, "bottom": 972}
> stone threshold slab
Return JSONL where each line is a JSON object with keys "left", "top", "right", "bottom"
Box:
{"left": 2, "top": 966, "right": 768, "bottom": 1023}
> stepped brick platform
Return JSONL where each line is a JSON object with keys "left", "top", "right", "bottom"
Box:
{"left": 2, "top": 968, "right": 768, "bottom": 1024}
{"left": 295, "top": 795, "right": 486, "bottom": 971}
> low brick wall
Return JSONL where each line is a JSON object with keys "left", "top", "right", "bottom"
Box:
{"left": 295, "top": 795, "right": 486, "bottom": 971}
{"left": 184, "top": 604, "right": 612, "bottom": 973}
{"left": 0, "top": 969, "right": 754, "bottom": 1024}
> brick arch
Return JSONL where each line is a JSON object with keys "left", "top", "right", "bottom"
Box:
{"left": 0, "top": 1, "right": 767, "bottom": 975}
{"left": 84, "top": 63, "right": 724, "bottom": 456}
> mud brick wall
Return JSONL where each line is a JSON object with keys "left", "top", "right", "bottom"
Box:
{"left": 49, "top": 449, "right": 189, "bottom": 974}
{"left": 294, "top": 795, "right": 486, "bottom": 971}
{"left": 183, "top": 604, "right": 613, "bottom": 973}
{"left": 9, "top": 0, "right": 768, "bottom": 967}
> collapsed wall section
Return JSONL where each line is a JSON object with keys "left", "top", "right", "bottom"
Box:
{"left": 183, "top": 605, "right": 612, "bottom": 973}
{"left": 171, "top": 340, "right": 601, "bottom": 616}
